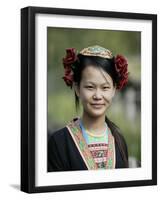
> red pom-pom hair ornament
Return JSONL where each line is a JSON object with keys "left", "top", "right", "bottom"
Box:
{"left": 114, "top": 55, "right": 129, "bottom": 90}
{"left": 62, "top": 48, "right": 78, "bottom": 88}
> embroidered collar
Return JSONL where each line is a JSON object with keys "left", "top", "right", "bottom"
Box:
{"left": 66, "top": 117, "right": 116, "bottom": 170}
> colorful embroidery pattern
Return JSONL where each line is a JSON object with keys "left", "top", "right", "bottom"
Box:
{"left": 66, "top": 118, "right": 115, "bottom": 170}
{"left": 79, "top": 45, "right": 113, "bottom": 59}
{"left": 88, "top": 143, "right": 108, "bottom": 169}
{"left": 67, "top": 119, "right": 97, "bottom": 169}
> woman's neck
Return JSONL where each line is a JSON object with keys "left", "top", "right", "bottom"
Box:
{"left": 81, "top": 113, "right": 106, "bottom": 135}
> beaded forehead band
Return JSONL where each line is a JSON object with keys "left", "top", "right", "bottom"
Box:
{"left": 62, "top": 45, "right": 129, "bottom": 90}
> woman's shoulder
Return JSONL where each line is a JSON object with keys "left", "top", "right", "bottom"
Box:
{"left": 111, "top": 122, "right": 128, "bottom": 149}
{"left": 106, "top": 117, "right": 128, "bottom": 162}
{"left": 106, "top": 118, "right": 127, "bottom": 144}
{"left": 48, "top": 117, "right": 80, "bottom": 140}
{"left": 48, "top": 126, "right": 69, "bottom": 141}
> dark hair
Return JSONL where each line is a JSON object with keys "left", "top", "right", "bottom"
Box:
{"left": 105, "top": 116, "right": 129, "bottom": 168}
{"left": 72, "top": 54, "right": 129, "bottom": 168}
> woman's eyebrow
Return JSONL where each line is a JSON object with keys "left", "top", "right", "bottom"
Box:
{"left": 85, "top": 81, "right": 110, "bottom": 85}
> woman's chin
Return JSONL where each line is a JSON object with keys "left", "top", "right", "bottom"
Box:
{"left": 87, "top": 108, "right": 106, "bottom": 118}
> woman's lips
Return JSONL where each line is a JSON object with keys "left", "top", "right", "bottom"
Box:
{"left": 90, "top": 103, "right": 105, "bottom": 108}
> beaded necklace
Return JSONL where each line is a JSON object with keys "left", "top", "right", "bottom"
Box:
{"left": 79, "top": 120, "right": 108, "bottom": 144}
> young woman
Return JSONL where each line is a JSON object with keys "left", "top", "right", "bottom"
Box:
{"left": 48, "top": 45, "right": 129, "bottom": 171}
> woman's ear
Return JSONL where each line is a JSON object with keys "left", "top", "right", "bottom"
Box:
{"left": 73, "top": 82, "right": 80, "bottom": 97}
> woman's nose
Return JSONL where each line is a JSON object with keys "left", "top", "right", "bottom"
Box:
{"left": 93, "top": 89, "right": 103, "bottom": 99}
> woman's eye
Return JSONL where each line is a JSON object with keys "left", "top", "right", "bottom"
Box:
{"left": 103, "top": 86, "right": 110, "bottom": 90}
{"left": 86, "top": 86, "right": 93, "bottom": 89}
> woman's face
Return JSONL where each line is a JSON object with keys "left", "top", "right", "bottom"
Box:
{"left": 75, "top": 65, "right": 116, "bottom": 118}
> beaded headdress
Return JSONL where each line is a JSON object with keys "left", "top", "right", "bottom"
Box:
{"left": 79, "top": 45, "right": 113, "bottom": 59}
{"left": 62, "top": 45, "right": 129, "bottom": 90}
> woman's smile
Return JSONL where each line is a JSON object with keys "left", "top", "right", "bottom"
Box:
{"left": 90, "top": 103, "right": 105, "bottom": 109}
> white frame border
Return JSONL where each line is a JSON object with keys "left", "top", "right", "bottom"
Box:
{"left": 35, "top": 13, "right": 152, "bottom": 187}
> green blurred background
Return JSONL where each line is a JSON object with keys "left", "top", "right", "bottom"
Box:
{"left": 47, "top": 27, "right": 141, "bottom": 167}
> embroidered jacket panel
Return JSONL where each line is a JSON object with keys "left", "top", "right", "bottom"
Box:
{"left": 48, "top": 126, "right": 128, "bottom": 172}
